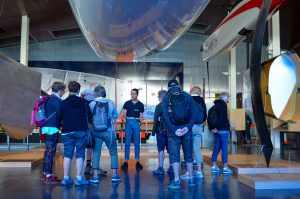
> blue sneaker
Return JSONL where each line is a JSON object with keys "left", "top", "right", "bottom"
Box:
{"left": 168, "top": 180, "right": 181, "bottom": 190}
{"left": 153, "top": 167, "right": 164, "bottom": 175}
{"left": 61, "top": 176, "right": 73, "bottom": 186}
{"left": 223, "top": 167, "right": 233, "bottom": 174}
{"left": 188, "top": 179, "right": 196, "bottom": 187}
{"left": 112, "top": 174, "right": 122, "bottom": 183}
{"left": 89, "top": 176, "right": 100, "bottom": 184}
{"left": 75, "top": 176, "right": 89, "bottom": 186}
{"left": 211, "top": 166, "right": 220, "bottom": 173}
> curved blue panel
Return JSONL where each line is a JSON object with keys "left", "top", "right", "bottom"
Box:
{"left": 69, "top": 0, "right": 209, "bottom": 61}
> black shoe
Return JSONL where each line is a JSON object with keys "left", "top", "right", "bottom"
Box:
{"left": 121, "top": 162, "right": 128, "bottom": 171}
{"left": 167, "top": 166, "right": 174, "bottom": 174}
{"left": 136, "top": 161, "right": 143, "bottom": 170}
{"left": 84, "top": 165, "right": 92, "bottom": 174}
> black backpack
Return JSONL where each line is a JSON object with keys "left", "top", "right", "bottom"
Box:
{"left": 207, "top": 105, "right": 219, "bottom": 129}
{"left": 168, "top": 92, "right": 191, "bottom": 125}
{"left": 194, "top": 101, "right": 204, "bottom": 124}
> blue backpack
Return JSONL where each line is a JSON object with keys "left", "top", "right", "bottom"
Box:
{"left": 92, "top": 102, "right": 110, "bottom": 131}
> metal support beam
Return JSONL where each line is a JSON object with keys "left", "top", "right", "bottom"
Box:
{"left": 229, "top": 47, "right": 237, "bottom": 109}
{"left": 250, "top": 0, "right": 273, "bottom": 167}
{"left": 268, "top": 11, "right": 281, "bottom": 57}
{"left": 269, "top": 11, "right": 281, "bottom": 149}
{"left": 7, "top": 134, "right": 10, "bottom": 151}
{"left": 20, "top": 15, "right": 30, "bottom": 66}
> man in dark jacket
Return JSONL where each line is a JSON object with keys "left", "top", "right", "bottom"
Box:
{"left": 41, "top": 82, "right": 66, "bottom": 184}
{"left": 243, "top": 112, "right": 252, "bottom": 144}
{"left": 61, "top": 81, "right": 92, "bottom": 186}
{"left": 162, "top": 80, "right": 197, "bottom": 190}
{"left": 152, "top": 90, "right": 172, "bottom": 175}
{"left": 208, "top": 92, "right": 232, "bottom": 174}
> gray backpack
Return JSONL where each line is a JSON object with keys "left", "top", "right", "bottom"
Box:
{"left": 92, "top": 102, "right": 110, "bottom": 132}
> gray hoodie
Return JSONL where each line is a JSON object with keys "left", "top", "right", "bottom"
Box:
{"left": 89, "top": 97, "right": 119, "bottom": 131}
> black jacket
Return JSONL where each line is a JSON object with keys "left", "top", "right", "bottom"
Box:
{"left": 152, "top": 102, "right": 168, "bottom": 136}
{"left": 192, "top": 96, "right": 207, "bottom": 124}
{"left": 61, "top": 95, "right": 92, "bottom": 134}
{"left": 209, "top": 99, "right": 230, "bottom": 131}
{"left": 43, "top": 94, "right": 62, "bottom": 128}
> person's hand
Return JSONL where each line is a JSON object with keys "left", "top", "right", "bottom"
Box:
{"left": 211, "top": 128, "right": 217, "bottom": 134}
{"left": 175, "top": 128, "right": 184, "bottom": 136}
{"left": 182, "top": 127, "right": 189, "bottom": 135}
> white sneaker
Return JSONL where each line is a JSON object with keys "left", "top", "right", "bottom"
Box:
{"left": 211, "top": 166, "right": 220, "bottom": 173}
{"left": 180, "top": 173, "right": 192, "bottom": 181}
{"left": 194, "top": 171, "right": 204, "bottom": 179}
{"left": 223, "top": 167, "right": 232, "bottom": 174}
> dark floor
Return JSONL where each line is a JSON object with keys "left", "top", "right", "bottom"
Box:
{"left": 1, "top": 149, "right": 300, "bottom": 199}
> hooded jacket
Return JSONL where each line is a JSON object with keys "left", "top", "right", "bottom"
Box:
{"left": 61, "top": 95, "right": 92, "bottom": 133}
{"left": 162, "top": 86, "right": 197, "bottom": 136}
{"left": 192, "top": 95, "right": 207, "bottom": 124}
{"left": 43, "top": 94, "right": 62, "bottom": 129}
{"left": 209, "top": 99, "right": 230, "bottom": 131}
{"left": 89, "top": 97, "right": 119, "bottom": 132}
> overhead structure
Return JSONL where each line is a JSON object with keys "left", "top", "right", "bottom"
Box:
{"left": 69, "top": 0, "right": 210, "bottom": 61}
{"left": 202, "top": 0, "right": 286, "bottom": 62}
{"left": 0, "top": 52, "right": 41, "bottom": 139}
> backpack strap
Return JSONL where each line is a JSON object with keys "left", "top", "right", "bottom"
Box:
{"left": 92, "top": 101, "right": 99, "bottom": 116}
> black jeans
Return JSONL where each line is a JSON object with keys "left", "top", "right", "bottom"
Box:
{"left": 43, "top": 133, "right": 59, "bottom": 175}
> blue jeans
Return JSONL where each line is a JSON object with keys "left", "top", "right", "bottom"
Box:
{"left": 92, "top": 131, "right": 119, "bottom": 169}
{"left": 125, "top": 119, "right": 140, "bottom": 161}
{"left": 192, "top": 124, "right": 203, "bottom": 165}
{"left": 168, "top": 134, "right": 193, "bottom": 164}
{"left": 211, "top": 131, "right": 229, "bottom": 164}
{"left": 62, "top": 131, "right": 86, "bottom": 159}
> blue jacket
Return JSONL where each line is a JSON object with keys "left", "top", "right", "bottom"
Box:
{"left": 43, "top": 94, "right": 62, "bottom": 128}
{"left": 162, "top": 86, "right": 197, "bottom": 136}
{"left": 61, "top": 95, "right": 92, "bottom": 134}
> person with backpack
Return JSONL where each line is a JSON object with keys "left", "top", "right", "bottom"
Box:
{"left": 121, "top": 88, "right": 144, "bottom": 171}
{"left": 80, "top": 89, "right": 95, "bottom": 175}
{"left": 152, "top": 90, "right": 173, "bottom": 175}
{"left": 88, "top": 85, "right": 121, "bottom": 184}
{"left": 81, "top": 88, "right": 108, "bottom": 177}
{"left": 162, "top": 80, "right": 197, "bottom": 190}
{"left": 41, "top": 82, "right": 66, "bottom": 184}
{"left": 207, "top": 92, "right": 232, "bottom": 174}
{"left": 60, "top": 81, "right": 92, "bottom": 186}
{"left": 180, "top": 86, "right": 206, "bottom": 180}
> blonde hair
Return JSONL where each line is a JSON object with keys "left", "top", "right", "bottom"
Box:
{"left": 190, "top": 86, "right": 202, "bottom": 96}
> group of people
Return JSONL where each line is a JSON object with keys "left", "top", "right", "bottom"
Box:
{"left": 40, "top": 81, "right": 145, "bottom": 186}
{"left": 39, "top": 79, "right": 232, "bottom": 190}
{"left": 151, "top": 80, "right": 232, "bottom": 189}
